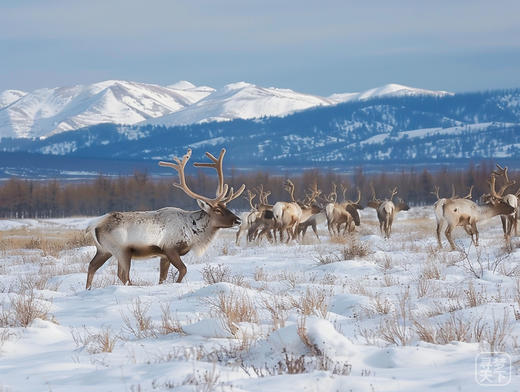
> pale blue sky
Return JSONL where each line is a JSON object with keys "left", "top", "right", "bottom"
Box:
{"left": 1, "top": 0, "right": 519, "bottom": 95}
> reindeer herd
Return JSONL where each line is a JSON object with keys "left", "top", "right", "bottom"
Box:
{"left": 85, "top": 149, "right": 520, "bottom": 289}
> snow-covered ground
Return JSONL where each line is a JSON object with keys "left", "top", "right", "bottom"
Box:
{"left": 0, "top": 207, "right": 519, "bottom": 391}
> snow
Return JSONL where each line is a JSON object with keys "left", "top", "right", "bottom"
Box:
{"left": 0, "top": 81, "right": 452, "bottom": 139}
{"left": 328, "top": 83, "right": 453, "bottom": 104}
{"left": 144, "top": 81, "right": 333, "bottom": 127}
{"left": 1, "top": 207, "right": 519, "bottom": 391}
{"left": 0, "top": 80, "right": 212, "bottom": 139}
{"left": 0, "top": 89, "right": 27, "bottom": 109}
{"left": 360, "top": 122, "right": 516, "bottom": 146}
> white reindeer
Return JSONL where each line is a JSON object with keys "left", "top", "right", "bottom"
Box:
{"left": 85, "top": 148, "right": 244, "bottom": 289}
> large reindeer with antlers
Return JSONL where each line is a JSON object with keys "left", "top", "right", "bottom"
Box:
{"left": 85, "top": 148, "right": 244, "bottom": 289}
{"left": 325, "top": 184, "right": 364, "bottom": 236}
{"left": 480, "top": 164, "right": 518, "bottom": 249}
{"left": 368, "top": 185, "right": 409, "bottom": 239}
{"left": 441, "top": 172, "right": 516, "bottom": 251}
{"left": 432, "top": 185, "right": 473, "bottom": 248}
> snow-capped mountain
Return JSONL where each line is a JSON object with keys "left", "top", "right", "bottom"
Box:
{"left": 328, "top": 83, "right": 452, "bottom": 104}
{"left": 0, "top": 90, "right": 27, "bottom": 109}
{"left": 0, "top": 80, "right": 450, "bottom": 139}
{"left": 2, "top": 87, "right": 520, "bottom": 179}
{"left": 0, "top": 80, "right": 214, "bottom": 139}
{"left": 145, "top": 81, "right": 333, "bottom": 127}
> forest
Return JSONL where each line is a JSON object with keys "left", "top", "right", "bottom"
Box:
{"left": 0, "top": 161, "right": 511, "bottom": 218}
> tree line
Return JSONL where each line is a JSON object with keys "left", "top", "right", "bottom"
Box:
{"left": 0, "top": 161, "right": 514, "bottom": 218}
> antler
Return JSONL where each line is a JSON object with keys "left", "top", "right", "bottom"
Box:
{"left": 389, "top": 187, "right": 398, "bottom": 201}
{"left": 463, "top": 185, "right": 473, "bottom": 200}
{"left": 353, "top": 188, "right": 361, "bottom": 204}
{"left": 159, "top": 148, "right": 244, "bottom": 206}
{"left": 284, "top": 179, "right": 296, "bottom": 202}
{"left": 260, "top": 191, "right": 271, "bottom": 205}
{"left": 370, "top": 183, "right": 378, "bottom": 201}
{"left": 328, "top": 183, "right": 337, "bottom": 203}
{"left": 303, "top": 183, "right": 321, "bottom": 205}
{"left": 244, "top": 189, "right": 257, "bottom": 210}
{"left": 193, "top": 149, "right": 225, "bottom": 197}
{"left": 339, "top": 184, "right": 348, "bottom": 202}
{"left": 487, "top": 174, "right": 502, "bottom": 202}
{"left": 451, "top": 184, "right": 457, "bottom": 199}
{"left": 493, "top": 164, "right": 516, "bottom": 196}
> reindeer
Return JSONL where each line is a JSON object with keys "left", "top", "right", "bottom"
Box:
{"left": 245, "top": 186, "right": 278, "bottom": 243}
{"left": 235, "top": 190, "right": 259, "bottom": 245}
{"left": 441, "top": 174, "right": 516, "bottom": 250}
{"left": 296, "top": 184, "right": 325, "bottom": 242}
{"left": 85, "top": 148, "right": 244, "bottom": 289}
{"left": 480, "top": 164, "right": 518, "bottom": 249}
{"left": 325, "top": 185, "right": 363, "bottom": 236}
{"left": 272, "top": 180, "right": 320, "bottom": 243}
{"left": 432, "top": 184, "right": 473, "bottom": 248}
{"left": 367, "top": 185, "right": 409, "bottom": 239}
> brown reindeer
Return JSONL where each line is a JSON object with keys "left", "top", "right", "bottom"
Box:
{"left": 85, "top": 148, "right": 244, "bottom": 289}
{"left": 325, "top": 185, "right": 363, "bottom": 236}
{"left": 480, "top": 164, "right": 517, "bottom": 249}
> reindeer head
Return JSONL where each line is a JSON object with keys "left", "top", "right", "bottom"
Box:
{"left": 367, "top": 183, "right": 382, "bottom": 209}
{"left": 159, "top": 149, "right": 245, "bottom": 228}
{"left": 481, "top": 166, "right": 516, "bottom": 207}
{"left": 396, "top": 197, "right": 410, "bottom": 212}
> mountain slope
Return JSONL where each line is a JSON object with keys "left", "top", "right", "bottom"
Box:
{"left": 2, "top": 88, "right": 520, "bottom": 178}
{"left": 328, "top": 83, "right": 452, "bottom": 103}
{"left": 144, "top": 82, "right": 333, "bottom": 126}
{"left": 0, "top": 80, "right": 213, "bottom": 139}
{"left": 0, "top": 80, "right": 451, "bottom": 139}
{"left": 0, "top": 90, "right": 27, "bottom": 109}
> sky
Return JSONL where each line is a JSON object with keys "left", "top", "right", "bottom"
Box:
{"left": 1, "top": 0, "right": 520, "bottom": 96}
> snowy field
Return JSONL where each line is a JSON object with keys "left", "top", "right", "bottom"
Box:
{"left": 0, "top": 207, "right": 519, "bottom": 391}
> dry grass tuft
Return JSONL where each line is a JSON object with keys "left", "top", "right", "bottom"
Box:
{"left": 377, "top": 290, "right": 412, "bottom": 346}
{"left": 208, "top": 290, "right": 258, "bottom": 336}
{"left": 160, "top": 303, "right": 185, "bottom": 335}
{"left": 72, "top": 326, "right": 118, "bottom": 354}
{"left": 1, "top": 290, "right": 52, "bottom": 327}
{"left": 262, "top": 295, "right": 291, "bottom": 331}
{"left": 121, "top": 298, "right": 157, "bottom": 339}
{"left": 201, "top": 264, "right": 231, "bottom": 285}
{"left": 291, "top": 288, "right": 329, "bottom": 318}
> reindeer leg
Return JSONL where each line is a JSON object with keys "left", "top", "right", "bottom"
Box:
{"left": 312, "top": 223, "right": 320, "bottom": 242}
{"left": 327, "top": 219, "right": 333, "bottom": 236}
{"left": 471, "top": 222, "right": 479, "bottom": 247}
{"left": 500, "top": 215, "right": 507, "bottom": 238}
{"left": 159, "top": 257, "right": 170, "bottom": 284}
{"left": 164, "top": 248, "right": 187, "bottom": 283}
{"left": 86, "top": 250, "right": 112, "bottom": 290}
{"left": 117, "top": 251, "right": 132, "bottom": 285}
{"left": 235, "top": 227, "right": 243, "bottom": 245}
{"left": 445, "top": 224, "right": 456, "bottom": 251}
{"left": 436, "top": 221, "right": 443, "bottom": 248}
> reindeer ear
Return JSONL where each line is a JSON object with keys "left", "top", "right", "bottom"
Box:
{"left": 197, "top": 199, "right": 212, "bottom": 213}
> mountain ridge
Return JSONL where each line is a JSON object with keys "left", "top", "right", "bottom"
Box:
{"left": 0, "top": 80, "right": 450, "bottom": 139}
